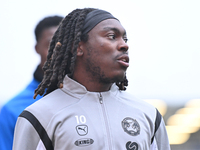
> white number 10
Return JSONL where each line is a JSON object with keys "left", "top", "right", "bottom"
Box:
{"left": 75, "top": 115, "right": 86, "bottom": 124}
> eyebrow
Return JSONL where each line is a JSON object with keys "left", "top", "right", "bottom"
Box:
{"left": 103, "top": 27, "right": 127, "bottom": 36}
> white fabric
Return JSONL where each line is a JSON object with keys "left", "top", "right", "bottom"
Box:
{"left": 150, "top": 138, "right": 158, "bottom": 150}
{"left": 36, "top": 140, "right": 46, "bottom": 150}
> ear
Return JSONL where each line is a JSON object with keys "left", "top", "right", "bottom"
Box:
{"left": 77, "top": 41, "right": 84, "bottom": 56}
{"left": 35, "top": 44, "right": 39, "bottom": 54}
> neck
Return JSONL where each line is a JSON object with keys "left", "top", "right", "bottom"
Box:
{"left": 72, "top": 74, "right": 112, "bottom": 92}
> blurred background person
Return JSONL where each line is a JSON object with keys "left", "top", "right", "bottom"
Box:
{"left": 0, "top": 15, "right": 63, "bottom": 150}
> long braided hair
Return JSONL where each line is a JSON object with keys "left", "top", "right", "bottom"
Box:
{"left": 34, "top": 8, "right": 128, "bottom": 99}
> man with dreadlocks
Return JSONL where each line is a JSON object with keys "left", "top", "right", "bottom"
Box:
{"left": 13, "top": 8, "right": 170, "bottom": 150}
{"left": 0, "top": 16, "right": 63, "bottom": 150}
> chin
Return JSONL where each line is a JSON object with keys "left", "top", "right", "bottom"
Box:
{"left": 108, "top": 73, "right": 126, "bottom": 83}
{"left": 99, "top": 70, "right": 126, "bottom": 84}
{"left": 114, "top": 70, "right": 126, "bottom": 80}
{"left": 115, "top": 74, "right": 126, "bottom": 82}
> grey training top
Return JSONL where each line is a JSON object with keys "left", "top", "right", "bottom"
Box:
{"left": 13, "top": 75, "right": 170, "bottom": 150}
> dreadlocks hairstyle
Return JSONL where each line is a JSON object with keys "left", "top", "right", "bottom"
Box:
{"left": 34, "top": 8, "right": 128, "bottom": 99}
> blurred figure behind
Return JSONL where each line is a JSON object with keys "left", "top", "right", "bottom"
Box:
{"left": 0, "top": 15, "right": 63, "bottom": 150}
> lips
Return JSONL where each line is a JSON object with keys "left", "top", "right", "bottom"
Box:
{"left": 117, "top": 55, "right": 129, "bottom": 68}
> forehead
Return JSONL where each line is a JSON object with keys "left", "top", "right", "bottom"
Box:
{"left": 90, "top": 19, "right": 126, "bottom": 34}
{"left": 38, "top": 26, "right": 57, "bottom": 41}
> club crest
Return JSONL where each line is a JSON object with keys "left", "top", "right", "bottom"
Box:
{"left": 76, "top": 125, "right": 88, "bottom": 136}
{"left": 121, "top": 117, "right": 140, "bottom": 136}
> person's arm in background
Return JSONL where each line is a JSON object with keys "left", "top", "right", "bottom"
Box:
{"left": 0, "top": 104, "right": 16, "bottom": 150}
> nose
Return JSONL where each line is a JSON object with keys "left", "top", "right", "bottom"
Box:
{"left": 118, "top": 39, "right": 129, "bottom": 52}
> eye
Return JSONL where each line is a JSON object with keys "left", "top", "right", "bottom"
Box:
{"left": 123, "top": 37, "right": 128, "bottom": 43}
{"left": 108, "top": 34, "right": 116, "bottom": 40}
{"left": 123, "top": 38, "right": 128, "bottom": 43}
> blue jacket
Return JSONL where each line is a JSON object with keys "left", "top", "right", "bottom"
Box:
{"left": 0, "top": 78, "right": 43, "bottom": 150}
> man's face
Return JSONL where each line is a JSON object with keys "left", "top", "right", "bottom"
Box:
{"left": 36, "top": 26, "right": 57, "bottom": 67}
{"left": 81, "top": 19, "right": 129, "bottom": 84}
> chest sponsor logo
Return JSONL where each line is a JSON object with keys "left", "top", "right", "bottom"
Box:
{"left": 74, "top": 138, "right": 94, "bottom": 147}
{"left": 126, "top": 141, "right": 138, "bottom": 150}
{"left": 121, "top": 117, "right": 140, "bottom": 136}
{"left": 76, "top": 125, "right": 88, "bottom": 136}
